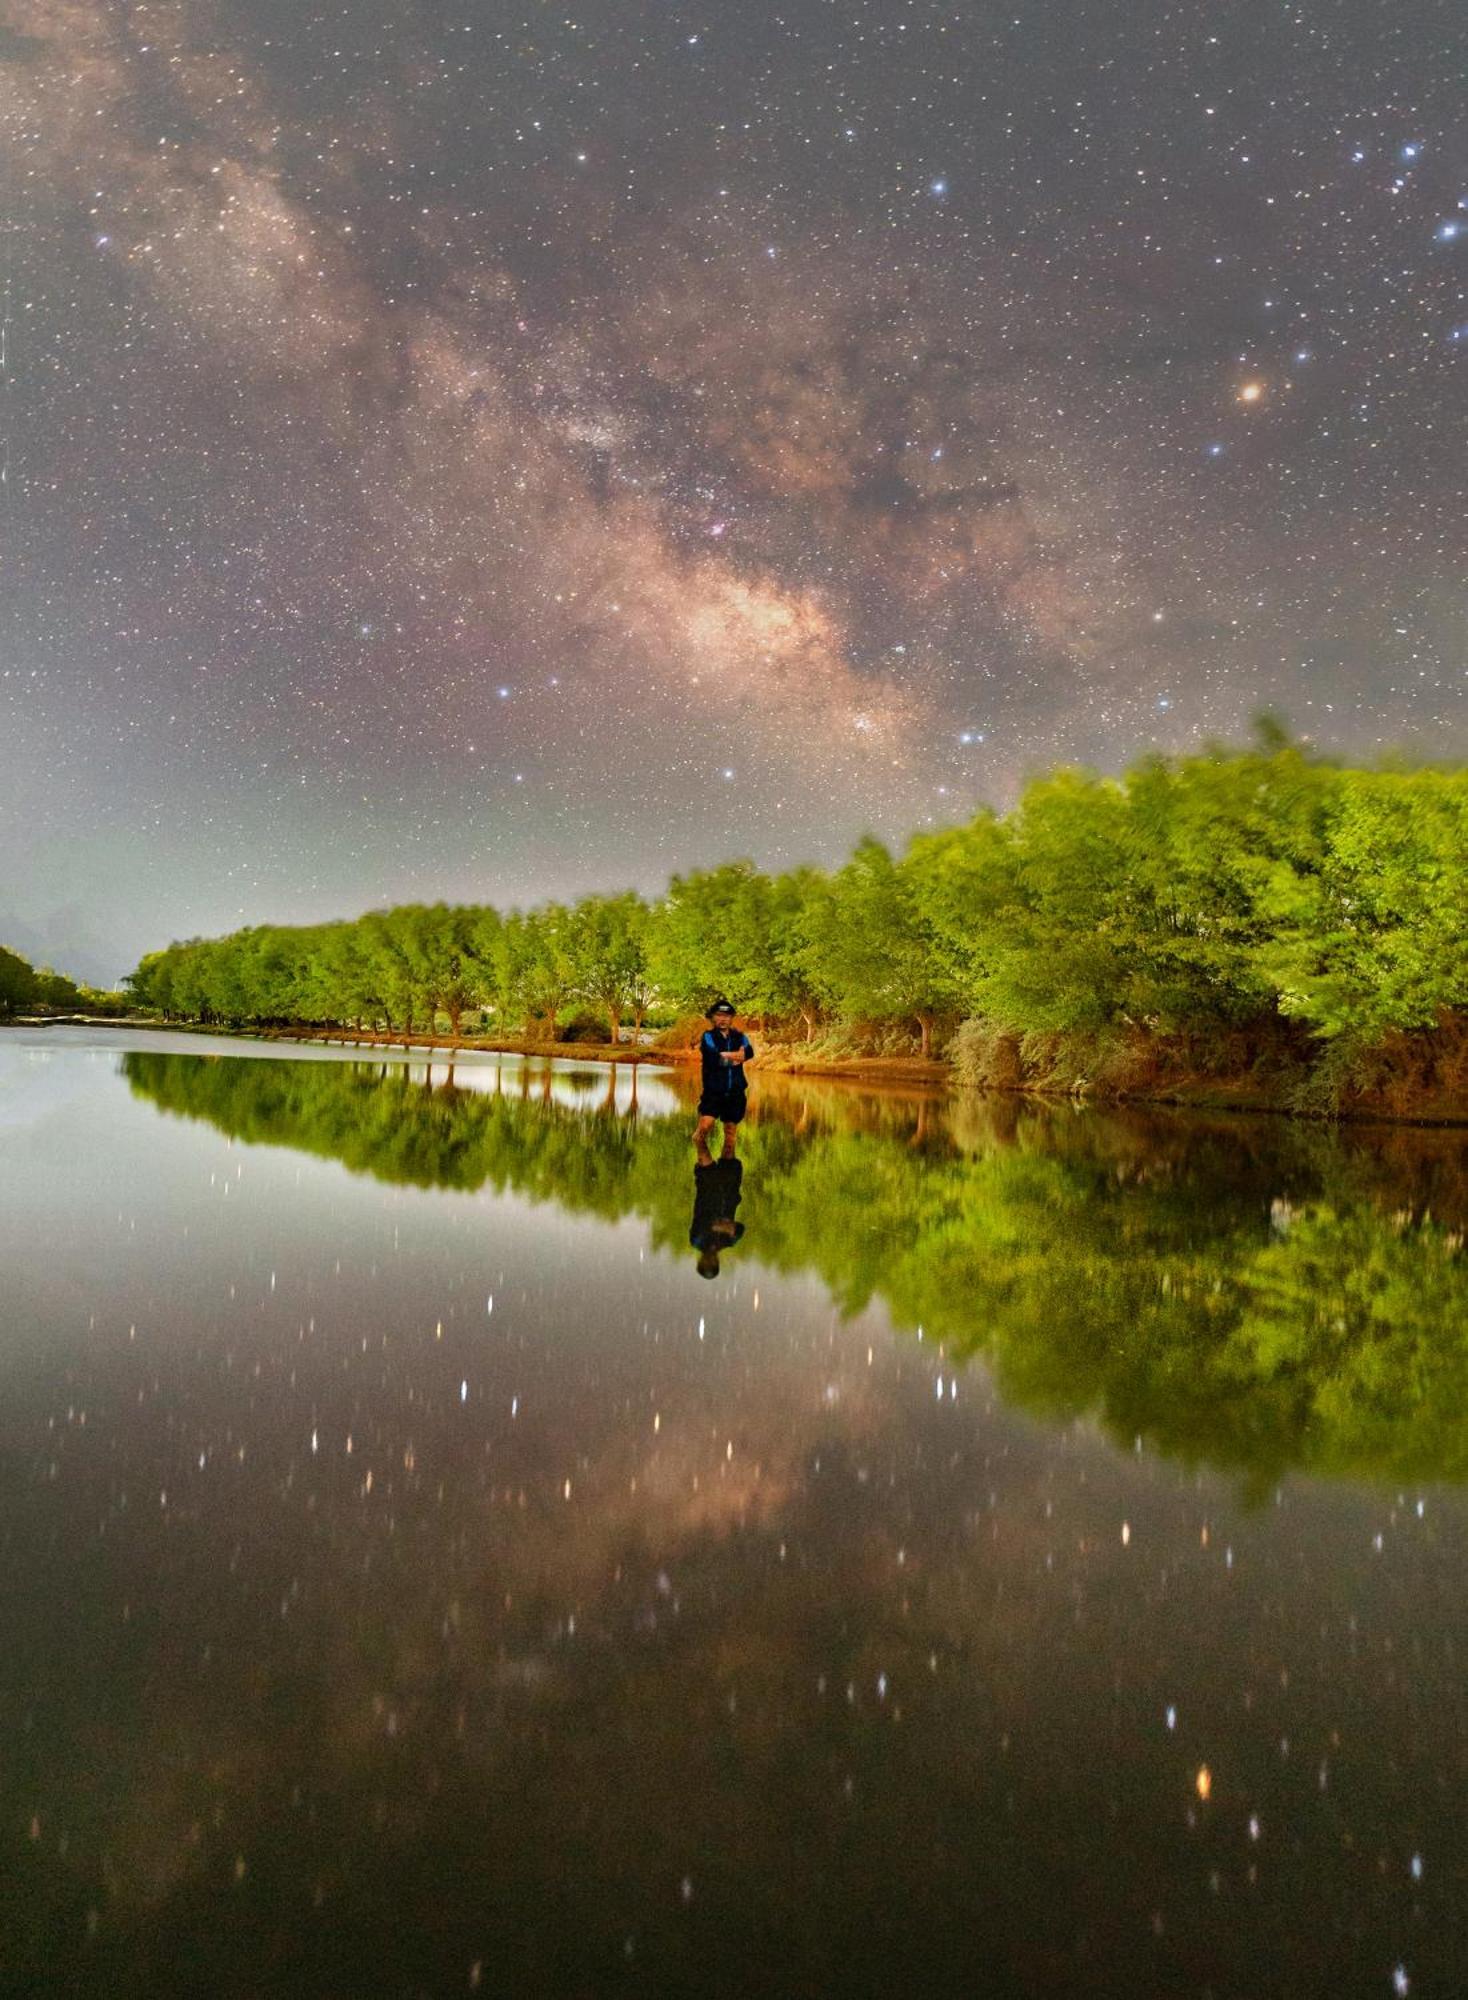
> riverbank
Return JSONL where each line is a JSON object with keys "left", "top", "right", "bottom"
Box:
{"left": 672, "top": 1041, "right": 950, "bottom": 1085}
{"left": 6, "top": 1017, "right": 673, "bottom": 1065}
{"left": 714, "top": 1037, "right": 1468, "bottom": 1124}
{"left": 6, "top": 1016, "right": 951, "bottom": 1081}
{"left": 9, "top": 1017, "right": 1466, "bottom": 1123}
{"left": 255, "top": 1025, "right": 673, "bottom": 1064}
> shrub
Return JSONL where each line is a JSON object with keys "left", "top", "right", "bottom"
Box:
{"left": 950, "top": 1018, "right": 1024, "bottom": 1089}
{"left": 556, "top": 1010, "right": 613, "bottom": 1044}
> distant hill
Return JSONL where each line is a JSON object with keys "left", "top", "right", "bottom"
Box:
{"left": 0, "top": 909, "right": 122, "bottom": 990}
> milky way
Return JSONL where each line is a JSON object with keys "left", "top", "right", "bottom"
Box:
{"left": 1, "top": 0, "right": 1464, "bottom": 979}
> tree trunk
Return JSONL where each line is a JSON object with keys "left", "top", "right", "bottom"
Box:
{"left": 916, "top": 1012, "right": 933, "bottom": 1059}
{"left": 448, "top": 1001, "right": 462, "bottom": 1037}
{"left": 607, "top": 1004, "right": 621, "bottom": 1043}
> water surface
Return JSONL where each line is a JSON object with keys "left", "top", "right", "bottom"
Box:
{"left": 2, "top": 1027, "right": 1466, "bottom": 1996}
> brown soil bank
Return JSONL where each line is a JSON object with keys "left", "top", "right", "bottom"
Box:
{"left": 100, "top": 1021, "right": 946, "bottom": 1086}
{"left": 16, "top": 1018, "right": 1468, "bottom": 1123}
{"left": 653, "top": 1011, "right": 1468, "bottom": 1120}
{"left": 659, "top": 1043, "right": 948, "bottom": 1087}
{"left": 669, "top": 1043, "right": 1468, "bottom": 1121}
{"left": 946, "top": 1015, "right": 1468, "bottom": 1126}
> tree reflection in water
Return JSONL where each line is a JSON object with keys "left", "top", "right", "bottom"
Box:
{"left": 125, "top": 1050, "right": 1468, "bottom": 1488}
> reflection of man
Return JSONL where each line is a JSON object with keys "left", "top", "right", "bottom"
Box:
{"left": 689, "top": 1156, "right": 745, "bottom": 1279}
{"left": 694, "top": 997, "right": 755, "bottom": 1164}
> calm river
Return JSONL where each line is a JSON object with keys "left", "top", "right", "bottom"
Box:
{"left": 2, "top": 1027, "right": 1466, "bottom": 1997}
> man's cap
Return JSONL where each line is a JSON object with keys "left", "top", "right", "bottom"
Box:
{"left": 705, "top": 996, "right": 736, "bottom": 1018}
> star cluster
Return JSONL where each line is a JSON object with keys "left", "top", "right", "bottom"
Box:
{"left": 1, "top": 0, "right": 1464, "bottom": 977}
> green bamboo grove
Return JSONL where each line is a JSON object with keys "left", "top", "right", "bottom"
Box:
{"left": 122, "top": 731, "right": 1468, "bottom": 1107}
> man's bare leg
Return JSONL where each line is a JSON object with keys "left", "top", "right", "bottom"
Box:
{"left": 720, "top": 1121, "right": 739, "bottom": 1160}
{"left": 694, "top": 1113, "right": 717, "bottom": 1163}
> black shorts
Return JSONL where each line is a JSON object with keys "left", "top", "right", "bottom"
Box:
{"left": 698, "top": 1091, "right": 747, "bottom": 1124}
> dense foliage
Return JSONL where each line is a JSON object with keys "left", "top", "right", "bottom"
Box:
{"left": 121, "top": 732, "right": 1468, "bottom": 1106}
{"left": 123, "top": 1049, "right": 1468, "bottom": 1487}
{"left": 0, "top": 945, "right": 127, "bottom": 1018}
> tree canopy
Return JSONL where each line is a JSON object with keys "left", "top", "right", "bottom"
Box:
{"left": 117, "top": 732, "right": 1468, "bottom": 1106}
{"left": 0, "top": 945, "right": 125, "bottom": 1017}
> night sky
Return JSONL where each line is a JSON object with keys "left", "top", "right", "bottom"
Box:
{"left": 2, "top": 0, "right": 1465, "bottom": 983}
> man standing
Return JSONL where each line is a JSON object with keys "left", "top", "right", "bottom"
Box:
{"left": 694, "top": 997, "right": 754, "bottom": 1162}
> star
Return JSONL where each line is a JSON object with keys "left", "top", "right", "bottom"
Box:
{"left": 4, "top": 0, "right": 1462, "bottom": 978}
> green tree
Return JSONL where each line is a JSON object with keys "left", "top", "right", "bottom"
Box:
{"left": 116, "top": 730, "right": 1468, "bottom": 1107}
{"left": 0, "top": 944, "right": 39, "bottom": 1016}
{"left": 494, "top": 905, "right": 578, "bottom": 1039}
{"left": 1255, "top": 766, "right": 1468, "bottom": 1044}
{"left": 356, "top": 911, "right": 414, "bottom": 1030}
{"left": 767, "top": 866, "right": 833, "bottom": 1041}
{"left": 573, "top": 890, "right": 654, "bottom": 1041}
{"left": 648, "top": 861, "right": 782, "bottom": 1017}
{"left": 803, "top": 835, "right": 964, "bottom": 1055}
{"left": 417, "top": 904, "right": 485, "bottom": 1037}
{"left": 464, "top": 904, "right": 505, "bottom": 1029}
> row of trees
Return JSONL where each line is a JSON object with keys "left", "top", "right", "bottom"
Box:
{"left": 123, "top": 728, "right": 1468, "bottom": 1093}
{"left": 0, "top": 945, "right": 126, "bottom": 1018}
{"left": 123, "top": 862, "right": 957, "bottom": 1049}
{"left": 128, "top": 891, "right": 664, "bottom": 1044}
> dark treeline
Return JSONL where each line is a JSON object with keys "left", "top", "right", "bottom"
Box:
{"left": 123, "top": 729, "right": 1468, "bottom": 1111}
{"left": 0, "top": 945, "right": 127, "bottom": 1019}
{"left": 123, "top": 1049, "right": 1468, "bottom": 1487}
